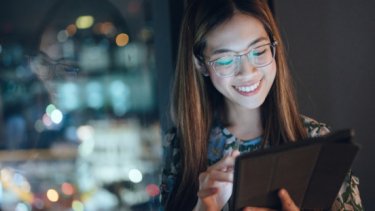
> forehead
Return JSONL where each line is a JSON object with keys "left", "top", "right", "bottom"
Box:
{"left": 205, "top": 12, "right": 268, "bottom": 54}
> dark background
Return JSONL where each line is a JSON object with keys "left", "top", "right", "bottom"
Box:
{"left": 155, "top": 0, "right": 375, "bottom": 209}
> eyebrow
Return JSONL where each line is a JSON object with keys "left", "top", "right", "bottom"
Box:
{"left": 210, "top": 37, "right": 269, "bottom": 56}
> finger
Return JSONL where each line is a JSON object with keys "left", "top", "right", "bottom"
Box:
{"left": 208, "top": 169, "right": 234, "bottom": 182}
{"left": 197, "top": 187, "right": 218, "bottom": 198}
{"left": 207, "top": 155, "right": 236, "bottom": 171}
{"left": 231, "top": 149, "right": 241, "bottom": 157}
{"left": 278, "top": 189, "right": 299, "bottom": 211}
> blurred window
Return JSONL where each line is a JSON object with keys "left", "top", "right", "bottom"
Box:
{"left": 0, "top": 0, "right": 161, "bottom": 210}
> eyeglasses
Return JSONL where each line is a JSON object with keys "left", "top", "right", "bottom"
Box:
{"left": 206, "top": 41, "right": 277, "bottom": 78}
{"left": 27, "top": 52, "right": 79, "bottom": 80}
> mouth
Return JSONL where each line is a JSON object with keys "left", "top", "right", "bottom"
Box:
{"left": 233, "top": 80, "right": 261, "bottom": 93}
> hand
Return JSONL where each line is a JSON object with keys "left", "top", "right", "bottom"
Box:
{"left": 194, "top": 150, "right": 241, "bottom": 211}
{"left": 243, "top": 189, "right": 300, "bottom": 211}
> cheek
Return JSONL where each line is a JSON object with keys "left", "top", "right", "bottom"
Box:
{"left": 209, "top": 71, "right": 231, "bottom": 91}
{"left": 267, "top": 61, "right": 277, "bottom": 82}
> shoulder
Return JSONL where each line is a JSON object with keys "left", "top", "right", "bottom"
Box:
{"left": 160, "top": 127, "right": 181, "bottom": 206}
{"left": 301, "top": 115, "right": 331, "bottom": 138}
{"left": 162, "top": 127, "right": 181, "bottom": 174}
{"left": 163, "top": 127, "right": 178, "bottom": 148}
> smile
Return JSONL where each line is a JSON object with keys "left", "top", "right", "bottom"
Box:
{"left": 234, "top": 81, "right": 261, "bottom": 93}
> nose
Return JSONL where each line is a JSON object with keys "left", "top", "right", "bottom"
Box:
{"left": 238, "top": 55, "right": 256, "bottom": 76}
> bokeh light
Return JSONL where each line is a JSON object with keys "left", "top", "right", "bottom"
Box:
{"left": 76, "top": 15, "right": 94, "bottom": 29}
{"left": 146, "top": 184, "right": 160, "bottom": 197}
{"left": 77, "top": 125, "right": 94, "bottom": 142}
{"left": 46, "top": 104, "right": 56, "bottom": 116}
{"left": 128, "top": 169, "right": 142, "bottom": 183}
{"left": 50, "top": 109, "right": 63, "bottom": 124}
{"left": 66, "top": 24, "right": 77, "bottom": 36}
{"left": 72, "top": 200, "right": 84, "bottom": 211}
{"left": 15, "top": 202, "right": 29, "bottom": 211}
{"left": 61, "top": 182, "right": 75, "bottom": 196}
{"left": 42, "top": 114, "right": 53, "bottom": 127}
{"left": 46, "top": 189, "right": 59, "bottom": 202}
{"left": 115, "top": 33, "right": 129, "bottom": 47}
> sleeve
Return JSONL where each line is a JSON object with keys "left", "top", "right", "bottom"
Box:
{"left": 160, "top": 128, "right": 181, "bottom": 207}
{"left": 302, "top": 116, "right": 364, "bottom": 211}
{"left": 331, "top": 171, "right": 364, "bottom": 211}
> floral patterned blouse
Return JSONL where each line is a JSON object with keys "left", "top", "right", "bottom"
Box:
{"left": 160, "top": 116, "right": 363, "bottom": 210}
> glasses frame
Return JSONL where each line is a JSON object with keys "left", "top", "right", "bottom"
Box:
{"left": 206, "top": 41, "right": 278, "bottom": 78}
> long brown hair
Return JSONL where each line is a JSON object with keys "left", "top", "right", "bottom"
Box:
{"left": 167, "top": 0, "right": 307, "bottom": 210}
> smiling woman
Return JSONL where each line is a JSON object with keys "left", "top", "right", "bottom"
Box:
{"left": 160, "top": 0, "right": 363, "bottom": 210}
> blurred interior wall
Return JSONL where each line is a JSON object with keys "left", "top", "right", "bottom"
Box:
{"left": 274, "top": 1, "right": 375, "bottom": 209}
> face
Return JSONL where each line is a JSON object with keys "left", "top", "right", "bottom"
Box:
{"left": 203, "top": 12, "right": 276, "bottom": 112}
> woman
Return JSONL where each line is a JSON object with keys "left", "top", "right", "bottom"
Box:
{"left": 160, "top": 0, "right": 363, "bottom": 210}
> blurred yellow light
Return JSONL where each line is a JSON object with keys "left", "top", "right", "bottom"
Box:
{"left": 66, "top": 24, "right": 77, "bottom": 36}
{"left": 47, "top": 189, "right": 59, "bottom": 202}
{"left": 76, "top": 16, "right": 94, "bottom": 29}
{"left": 0, "top": 168, "right": 12, "bottom": 182}
{"left": 116, "top": 33, "right": 129, "bottom": 47}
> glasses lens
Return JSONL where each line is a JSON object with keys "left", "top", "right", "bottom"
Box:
{"left": 248, "top": 44, "right": 274, "bottom": 67}
{"left": 213, "top": 56, "right": 238, "bottom": 76}
{"left": 209, "top": 42, "right": 276, "bottom": 77}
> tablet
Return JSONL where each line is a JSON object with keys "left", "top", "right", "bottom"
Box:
{"left": 231, "top": 129, "right": 359, "bottom": 211}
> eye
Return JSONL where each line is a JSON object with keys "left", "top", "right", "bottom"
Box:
{"left": 214, "top": 57, "right": 234, "bottom": 66}
{"left": 251, "top": 48, "right": 267, "bottom": 57}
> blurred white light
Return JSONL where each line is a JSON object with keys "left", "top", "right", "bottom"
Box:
{"left": 50, "top": 109, "right": 63, "bottom": 124}
{"left": 77, "top": 125, "right": 95, "bottom": 156}
{"left": 128, "top": 169, "right": 142, "bottom": 183}
{"left": 76, "top": 15, "right": 94, "bottom": 29}
{"left": 77, "top": 125, "right": 94, "bottom": 142}
{"left": 15, "top": 202, "right": 29, "bottom": 211}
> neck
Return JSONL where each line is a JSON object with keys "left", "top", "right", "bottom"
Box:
{"left": 226, "top": 102, "right": 263, "bottom": 140}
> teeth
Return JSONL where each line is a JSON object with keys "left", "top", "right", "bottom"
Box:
{"left": 235, "top": 81, "right": 260, "bottom": 92}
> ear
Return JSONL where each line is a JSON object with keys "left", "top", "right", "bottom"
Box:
{"left": 193, "top": 54, "right": 209, "bottom": 76}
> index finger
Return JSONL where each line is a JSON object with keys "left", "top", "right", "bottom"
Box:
{"left": 207, "top": 155, "right": 236, "bottom": 172}
{"left": 278, "top": 189, "right": 299, "bottom": 211}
